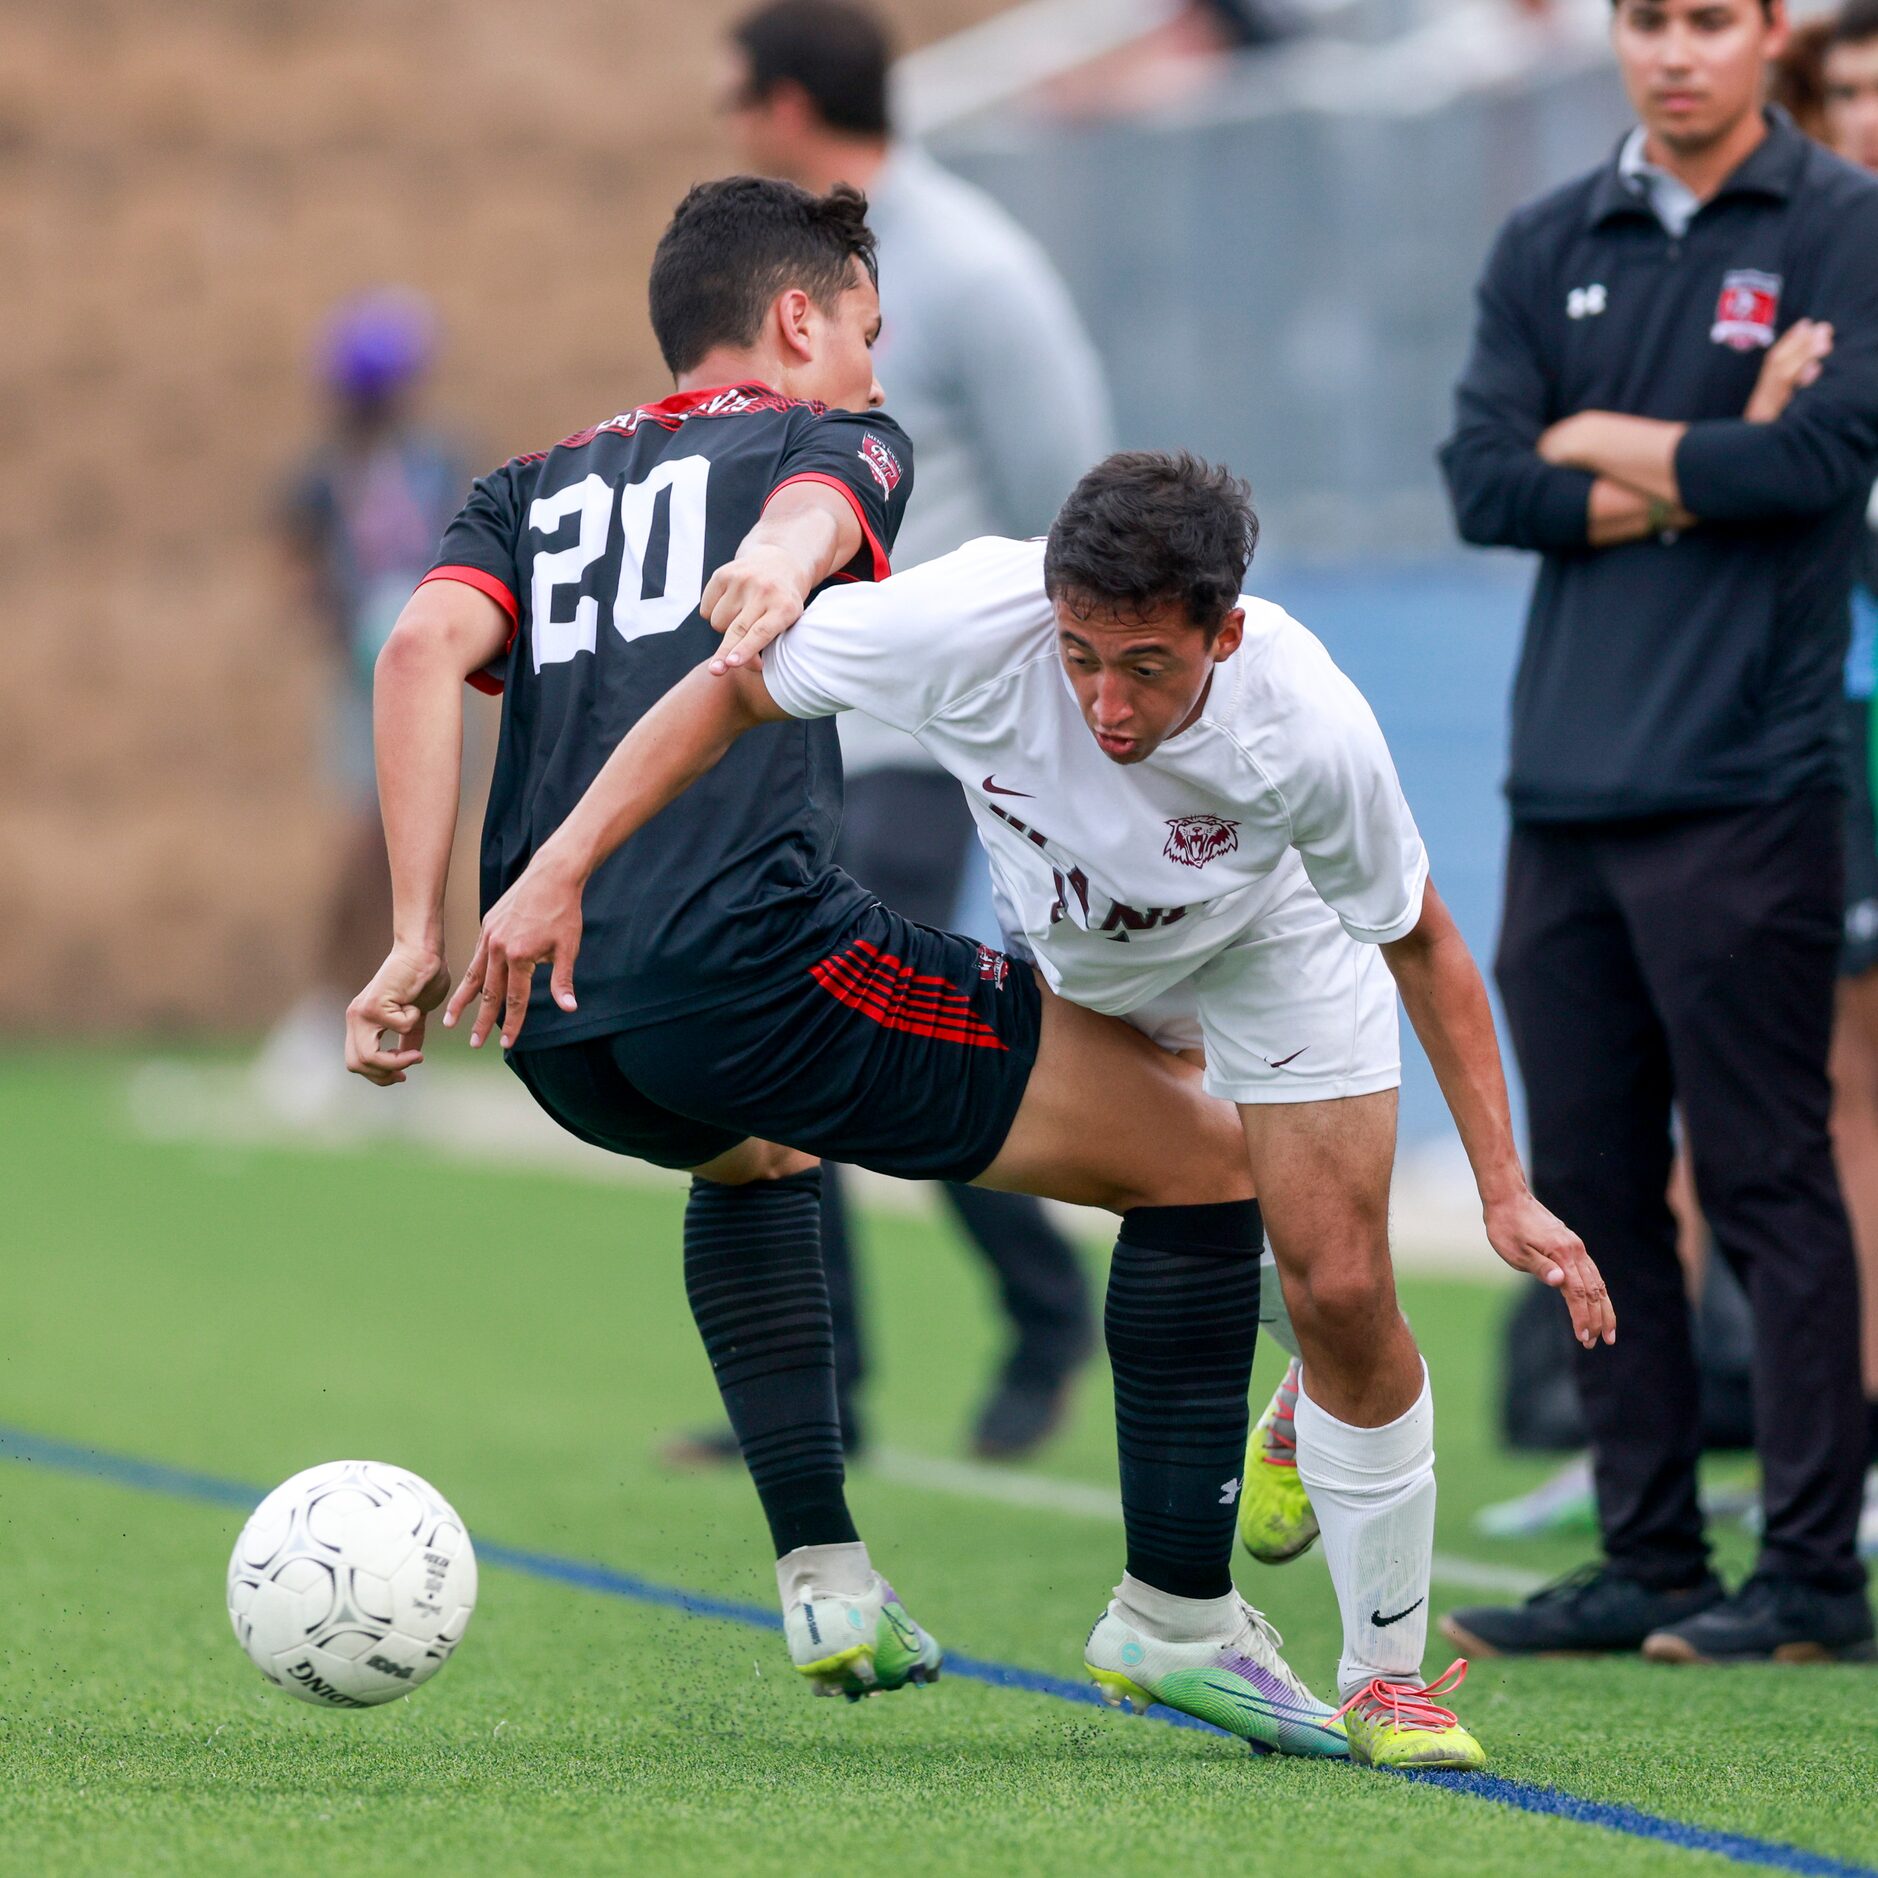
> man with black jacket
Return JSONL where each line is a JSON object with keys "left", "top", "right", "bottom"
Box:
{"left": 1439, "top": 0, "right": 1878, "bottom": 1662}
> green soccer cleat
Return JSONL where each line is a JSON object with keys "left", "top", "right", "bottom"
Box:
{"left": 1084, "top": 1599, "right": 1349, "bottom": 1758}
{"left": 783, "top": 1571, "right": 943, "bottom": 1700}
{"left": 1333, "top": 1660, "right": 1487, "bottom": 1770}
{"left": 1238, "top": 1357, "right": 1320, "bottom": 1564}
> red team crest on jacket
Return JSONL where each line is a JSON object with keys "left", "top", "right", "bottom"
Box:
{"left": 1163, "top": 815, "right": 1240, "bottom": 868}
{"left": 1710, "top": 270, "right": 1782, "bottom": 351}
{"left": 859, "top": 433, "right": 903, "bottom": 495}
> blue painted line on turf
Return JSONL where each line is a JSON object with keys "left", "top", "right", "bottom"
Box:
{"left": 1391, "top": 1773, "right": 1878, "bottom": 1878}
{"left": 3, "top": 1426, "right": 1872, "bottom": 1878}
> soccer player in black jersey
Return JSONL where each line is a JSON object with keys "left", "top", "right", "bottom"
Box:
{"left": 344, "top": 177, "right": 1345, "bottom": 1749}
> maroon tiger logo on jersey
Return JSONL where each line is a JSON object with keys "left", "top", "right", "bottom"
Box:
{"left": 1163, "top": 815, "right": 1239, "bottom": 869}
{"left": 859, "top": 433, "right": 902, "bottom": 496}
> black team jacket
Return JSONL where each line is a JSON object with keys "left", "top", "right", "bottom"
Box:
{"left": 1439, "top": 111, "right": 1878, "bottom": 824}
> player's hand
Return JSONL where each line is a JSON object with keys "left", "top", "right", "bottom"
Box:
{"left": 1745, "top": 319, "right": 1832, "bottom": 424}
{"left": 703, "top": 545, "right": 811, "bottom": 675}
{"left": 444, "top": 855, "right": 584, "bottom": 1051}
{"left": 346, "top": 942, "right": 450, "bottom": 1086}
{"left": 1483, "top": 1189, "right": 1616, "bottom": 1350}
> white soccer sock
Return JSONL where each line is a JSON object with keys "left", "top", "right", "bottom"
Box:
{"left": 1112, "top": 1571, "right": 1240, "bottom": 1643}
{"left": 1292, "top": 1363, "right": 1436, "bottom": 1699}
{"left": 776, "top": 1540, "right": 873, "bottom": 1608}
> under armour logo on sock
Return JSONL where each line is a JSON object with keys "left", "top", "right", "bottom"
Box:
{"left": 1219, "top": 1476, "right": 1243, "bottom": 1505}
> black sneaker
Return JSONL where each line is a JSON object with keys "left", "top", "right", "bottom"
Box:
{"left": 970, "top": 1375, "right": 1077, "bottom": 1460}
{"left": 1642, "top": 1571, "right": 1877, "bottom": 1664}
{"left": 1441, "top": 1562, "right": 1724, "bottom": 1656}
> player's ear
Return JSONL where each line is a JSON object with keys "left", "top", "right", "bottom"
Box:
{"left": 774, "top": 286, "right": 817, "bottom": 364}
{"left": 1210, "top": 608, "right": 1246, "bottom": 662}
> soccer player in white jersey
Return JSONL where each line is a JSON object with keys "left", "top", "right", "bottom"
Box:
{"left": 453, "top": 452, "right": 1611, "bottom": 1768}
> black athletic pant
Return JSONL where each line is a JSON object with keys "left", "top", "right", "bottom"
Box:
{"left": 1496, "top": 791, "right": 1868, "bottom": 1591}
{"left": 822, "top": 766, "right": 1094, "bottom": 1432}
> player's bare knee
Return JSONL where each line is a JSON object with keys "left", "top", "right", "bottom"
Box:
{"left": 1287, "top": 1256, "right": 1399, "bottom": 1354}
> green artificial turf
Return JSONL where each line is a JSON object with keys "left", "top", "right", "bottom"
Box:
{"left": 0, "top": 1052, "right": 1874, "bottom": 1876}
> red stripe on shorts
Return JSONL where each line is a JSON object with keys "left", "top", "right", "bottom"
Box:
{"left": 809, "top": 941, "right": 1008, "bottom": 1051}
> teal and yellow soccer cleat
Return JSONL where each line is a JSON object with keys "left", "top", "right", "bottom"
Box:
{"left": 783, "top": 1572, "right": 942, "bottom": 1700}
{"left": 1085, "top": 1599, "right": 1348, "bottom": 1758}
{"left": 1238, "top": 1357, "right": 1320, "bottom": 1565}
{"left": 1333, "top": 1660, "right": 1487, "bottom": 1770}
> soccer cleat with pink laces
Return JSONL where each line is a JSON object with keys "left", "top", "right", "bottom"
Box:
{"left": 1333, "top": 1659, "right": 1487, "bottom": 1770}
{"left": 1238, "top": 1357, "right": 1321, "bottom": 1564}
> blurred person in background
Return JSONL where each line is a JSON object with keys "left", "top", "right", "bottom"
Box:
{"left": 1034, "top": 0, "right": 1298, "bottom": 117}
{"left": 1770, "top": 12, "right": 1834, "bottom": 138}
{"left": 1818, "top": 0, "right": 1878, "bottom": 1554}
{"left": 261, "top": 289, "right": 466, "bottom": 1120}
{"left": 671, "top": 0, "right": 1114, "bottom": 1464}
{"left": 1438, "top": 0, "right": 1878, "bottom": 1662}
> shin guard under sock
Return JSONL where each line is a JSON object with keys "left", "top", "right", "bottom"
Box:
{"left": 1293, "top": 1364, "right": 1436, "bottom": 1696}
{"left": 1106, "top": 1200, "right": 1263, "bottom": 1599}
{"left": 684, "top": 1169, "right": 858, "bottom": 1557}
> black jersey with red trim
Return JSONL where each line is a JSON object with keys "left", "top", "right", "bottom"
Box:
{"left": 423, "top": 382, "right": 914, "bottom": 1045}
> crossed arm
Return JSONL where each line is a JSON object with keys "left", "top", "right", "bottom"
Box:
{"left": 1439, "top": 216, "right": 1848, "bottom": 553}
{"left": 1536, "top": 320, "right": 1836, "bottom": 545}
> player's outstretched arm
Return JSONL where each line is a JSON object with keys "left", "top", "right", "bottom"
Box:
{"left": 444, "top": 661, "right": 790, "bottom": 1051}
{"left": 1382, "top": 883, "right": 1616, "bottom": 1350}
{"left": 703, "top": 480, "right": 864, "bottom": 675}
{"left": 345, "top": 580, "right": 511, "bottom": 1086}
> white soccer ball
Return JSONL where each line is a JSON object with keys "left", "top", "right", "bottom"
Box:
{"left": 227, "top": 1459, "right": 477, "bottom": 1709}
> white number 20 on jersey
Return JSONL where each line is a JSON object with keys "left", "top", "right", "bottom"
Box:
{"left": 526, "top": 454, "right": 712, "bottom": 672}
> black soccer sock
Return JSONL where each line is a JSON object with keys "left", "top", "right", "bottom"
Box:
{"left": 1867, "top": 1396, "right": 1878, "bottom": 1469}
{"left": 683, "top": 1169, "right": 859, "bottom": 1558}
{"left": 1107, "top": 1200, "right": 1264, "bottom": 1600}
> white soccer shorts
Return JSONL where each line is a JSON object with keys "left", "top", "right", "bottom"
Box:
{"left": 1120, "top": 869, "right": 1402, "bottom": 1107}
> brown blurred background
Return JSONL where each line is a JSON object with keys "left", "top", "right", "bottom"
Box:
{"left": 0, "top": 0, "right": 1007, "bottom": 1036}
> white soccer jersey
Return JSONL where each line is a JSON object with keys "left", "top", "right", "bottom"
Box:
{"left": 762, "top": 536, "right": 1429, "bottom": 1052}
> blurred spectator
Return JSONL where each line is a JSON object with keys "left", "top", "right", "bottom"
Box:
{"left": 1439, "top": 0, "right": 1878, "bottom": 1663}
{"left": 257, "top": 290, "right": 465, "bottom": 1120}
{"left": 1036, "top": 0, "right": 1297, "bottom": 119}
{"left": 1826, "top": 0, "right": 1878, "bottom": 171}
{"left": 1818, "top": 0, "right": 1878, "bottom": 1556}
{"left": 667, "top": 0, "right": 1113, "bottom": 1464}
{"left": 1771, "top": 16, "right": 1836, "bottom": 142}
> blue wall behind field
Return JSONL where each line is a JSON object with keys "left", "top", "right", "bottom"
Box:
{"left": 1255, "top": 554, "right": 1536, "bottom": 1146}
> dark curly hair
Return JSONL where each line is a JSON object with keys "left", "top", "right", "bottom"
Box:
{"left": 731, "top": 0, "right": 893, "bottom": 137}
{"left": 1834, "top": 0, "right": 1878, "bottom": 44}
{"left": 1044, "top": 451, "right": 1259, "bottom": 638}
{"left": 649, "top": 175, "right": 877, "bottom": 375}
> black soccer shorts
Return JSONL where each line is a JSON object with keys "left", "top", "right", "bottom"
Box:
{"left": 506, "top": 902, "right": 1042, "bottom": 1180}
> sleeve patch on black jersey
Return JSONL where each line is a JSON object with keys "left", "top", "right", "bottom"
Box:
{"left": 859, "top": 433, "right": 903, "bottom": 496}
